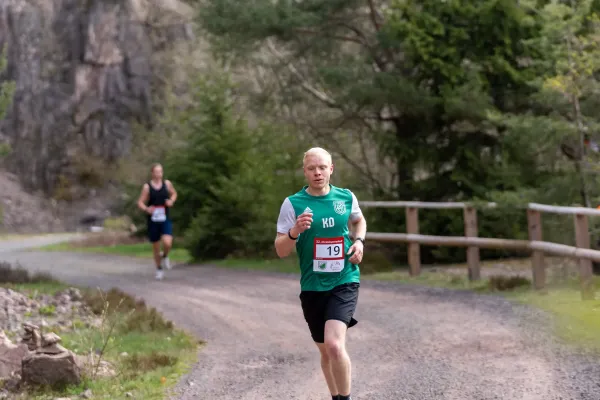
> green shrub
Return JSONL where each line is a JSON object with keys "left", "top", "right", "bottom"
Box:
{"left": 83, "top": 287, "right": 174, "bottom": 333}
{"left": 359, "top": 243, "right": 395, "bottom": 275}
{"left": 163, "top": 75, "right": 303, "bottom": 261}
{"left": 0, "top": 261, "right": 56, "bottom": 284}
{"left": 122, "top": 351, "right": 178, "bottom": 375}
{"left": 488, "top": 275, "right": 531, "bottom": 291}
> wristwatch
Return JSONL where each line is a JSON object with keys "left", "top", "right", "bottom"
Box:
{"left": 354, "top": 237, "right": 365, "bottom": 245}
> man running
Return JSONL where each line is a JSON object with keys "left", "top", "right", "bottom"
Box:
{"left": 274, "top": 147, "right": 367, "bottom": 400}
{"left": 137, "top": 163, "right": 178, "bottom": 280}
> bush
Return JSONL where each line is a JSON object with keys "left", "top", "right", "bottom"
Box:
{"left": 488, "top": 275, "right": 531, "bottom": 291}
{"left": 122, "top": 351, "right": 178, "bottom": 375}
{"left": 163, "top": 75, "right": 303, "bottom": 260}
{"left": 0, "top": 261, "right": 56, "bottom": 284}
{"left": 83, "top": 287, "right": 174, "bottom": 333}
{"left": 359, "top": 243, "right": 396, "bottom": 274}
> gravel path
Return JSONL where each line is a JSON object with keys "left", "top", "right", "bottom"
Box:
{"left": 2, "top": 236, "right": 600, "bottom": 400}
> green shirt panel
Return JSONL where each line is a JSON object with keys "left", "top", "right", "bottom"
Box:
{"left": 286, "top": 185, "right": 361, "bottom": 291}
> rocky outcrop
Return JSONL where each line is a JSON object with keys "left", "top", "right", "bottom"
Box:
{"left": 21, "top": 327, "right": 81, "bottom": 386}
{"left": 0, "top": 0, "right": 194, "bottom": 194}
{"left": 0, "top": 286, "right": 117, "bottom": 395}
{"left": 0, "top": 286, "right": 99, "bottom": 335}
{"left": 0, "top": 330, "right": 28, "bottom": 380}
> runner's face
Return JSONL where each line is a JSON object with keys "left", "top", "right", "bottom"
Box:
{"left": 152, "top": 165, "right": 163, "bottom": 180}
{"left": 303, "top": 154, "right": 333, "bottom": 190}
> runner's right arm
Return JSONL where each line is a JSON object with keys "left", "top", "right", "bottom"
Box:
{"left": 137, "top": 184, "right": 152, "bottom": 214}
{"left": 274, "top": 198, "right": 312, "bottom": 258}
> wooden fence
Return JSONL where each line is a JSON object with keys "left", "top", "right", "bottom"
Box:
{"left": 360, "top": 201, "right": 600, "bottom": 300}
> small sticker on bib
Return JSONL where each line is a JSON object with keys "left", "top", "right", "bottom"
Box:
{"left": 313, "top": 237, "right": 345, "bottom": 273}
{"left": 151, "top": 206, "right": 166, "bottom": 222}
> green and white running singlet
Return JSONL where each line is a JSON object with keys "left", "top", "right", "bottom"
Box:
{"left": 277, "top": 184, "right": 364, "bottom": 292}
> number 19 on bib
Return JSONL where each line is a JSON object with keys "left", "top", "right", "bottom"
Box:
{"left": 313, "top": 237, "right": 345, "bottom": 273}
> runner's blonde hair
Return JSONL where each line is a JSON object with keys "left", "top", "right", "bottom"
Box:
{"left": 303, "top": 147, "right": 332, "bottom": 166}
{"left": 150, "top": 163, "right": 162, "bottom": 173}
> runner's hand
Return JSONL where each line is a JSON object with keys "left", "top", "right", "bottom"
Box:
{"left": 292, "top": 212, "right": 313, "bottom": 236}
{"left": 348, "top": 240, "right": 364, "bottom": 264}
{"left": 165, "top": 199, "right": 174, "bottom": 207}
{"left": 146, "top": 206, "right": 155, "bottom": 215}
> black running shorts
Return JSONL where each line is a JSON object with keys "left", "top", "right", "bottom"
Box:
{"left": 299, "top": 282, "right": 359, "bottom": 343}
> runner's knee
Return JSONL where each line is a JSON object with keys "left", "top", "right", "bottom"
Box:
{"left": 316, "top": 343, "right": 331, "bottom": 362}
{"left": 324, "top": 337, "right": 344, "bottom": 360}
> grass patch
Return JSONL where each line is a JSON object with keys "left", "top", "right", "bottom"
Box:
{"left": 38, "top": 241, "right": 192, "bottom": 264}
{"left": 0, "top": 261, "right": 57, "bottom": 285}
{"left": 366, "top": 269, "right": 531, "bottom": 292}
{"left": 0, "top": 261, "right": 68, "bottom": 294}
{"left": 0, "top": 263, "right": 201, "bottom": 399}
{"left": 370, "top": 266, "right": 600, "bottom": 352}
{"left": 37, "top": 238, "right": 298, "bottom": 273}
{"left": 365, "top": 269, "right": 490, "bottom": 291}
{"left": 508, "top": 278, "right": 600, "bottom": 353}
{"left": 21, "top": 328, "right": 199, "bottom": 400}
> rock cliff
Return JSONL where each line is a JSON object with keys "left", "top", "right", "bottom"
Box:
{"left": 0, "top": 0, "right": 194, "bottom": 194}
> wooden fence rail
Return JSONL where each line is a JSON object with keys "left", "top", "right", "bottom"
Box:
{"left": 360, "top": 201, "right": 598, "bottom": 300}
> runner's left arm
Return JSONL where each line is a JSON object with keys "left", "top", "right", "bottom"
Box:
{"left": 165, "top": 180, "right": 178, "bottom": 205}
{"left": 348, "top": 192, "right": 367, "bottom": 263}
{"left": 137, "top": 183, "right": 152, "bottom": 214}
{"left": 349, "top": 192, "right": 367, "bottom": 239}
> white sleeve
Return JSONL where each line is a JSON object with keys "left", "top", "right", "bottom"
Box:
{"left": 350, "top": 191, "right": 363, "bottom": 222}
{"left": 277, "top": 198, "right": 297, "bottom": 234}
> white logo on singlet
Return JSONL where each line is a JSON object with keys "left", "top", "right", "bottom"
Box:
{"left": 333, "top": 201, "right": 346, "bottom": 215}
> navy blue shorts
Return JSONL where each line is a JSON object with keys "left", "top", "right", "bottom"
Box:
{"left": 147, "top": 219, "right": 173, "bottom": 243}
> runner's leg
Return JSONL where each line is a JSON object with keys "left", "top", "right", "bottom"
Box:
{"left": 324, "top": 320, "right": 351, "bottom": 397}
{"left": 162, "top": 235, "right": 173, "bottom": 255}
{"left": 148, "top": 223, "right": 162, "bottom": 268}
{"left": 324, "top": 283, "right": 359, "bottom": 399}
{"left": 161, "top": 234, "right": 173, "bottom": 269}
{"left": 152, "top": 241, "right": 162, "bottom": 267}
{"left": 148, "top": 222, "right": 164, "bottom": 279}
{"left": 316, "top": 342, "right": 339, "bottom": 397}
{"left": 160, "top": 219, "right": 173, "bottom": 269}
{"left": 300, "top": 291, "right": 339, "bottom": 398}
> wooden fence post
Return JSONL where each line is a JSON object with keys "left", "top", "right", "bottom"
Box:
{"left": 574, "top": 213, "right": 595, "bottom": 300}
{"left": 405, "top": 207, "right": 420, "bottom": 276}
{"left": 463, "top": 206, "right": 480, "bottom": 281}
{"left": 527, "top": 209, "right": 546, "bottom": 291}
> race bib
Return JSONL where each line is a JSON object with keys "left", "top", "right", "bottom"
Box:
{"left": 313, "top": 237, "right": 345, "bottom": 273}
{"left": 151, "top": 206, "right": 166, "bottom": 222}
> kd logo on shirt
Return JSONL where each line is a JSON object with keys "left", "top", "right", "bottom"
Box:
{"left": 322, "top": 217, "right": 335, "bottom": 228}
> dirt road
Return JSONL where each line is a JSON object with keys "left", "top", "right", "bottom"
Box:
{"left": 2, "top": 236, "right": 600, "bottom": 400}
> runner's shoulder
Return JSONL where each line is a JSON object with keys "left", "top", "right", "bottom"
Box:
{"left": 330, "top": 185, "right": 355, "bottom": 198}
{"left": 287, "top": 187, "right": 308, "bottom": 201}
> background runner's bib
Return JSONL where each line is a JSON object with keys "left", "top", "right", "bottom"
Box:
{"left": 313, "top": 237, "right": 345, "bottom": 272}
{"left": 151, "top": 206, "right": 166, "bottom": 222}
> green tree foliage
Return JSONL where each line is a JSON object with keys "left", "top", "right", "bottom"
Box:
{"left": 0, "top": 46, "right": 15, "bottom": 158}
{"left": 0, "top": 46, "right": 14, "bottom": 121}
{"left": 197, "top": 0, "right": 553, "bottom": 262}
{"left": 162, "top": 75, "right": 304, "bottom": 260}
{"left": 525, "top": 0, "right": 600, "bottom": 207}
{"left": 198, "top": 0, "right": 545, "bottom": 197}
{"left": 148, "top": 0, "right": 600, "bottom": 264}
